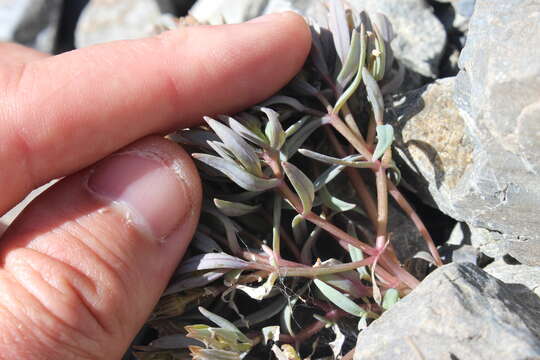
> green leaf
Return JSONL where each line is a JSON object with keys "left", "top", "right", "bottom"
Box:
{"left": 362, "top": 67, "right": 385, "bottom": 125}
{"left": 284, "top": 115, "right": 310, "bottom": 138}
{"left": 314, "top": 279, "right": 367, "bottom": 317}
{"left": 319, "top": 186, "right": 356, "bottom": 213}
{"left": 281, "top": 116, "right": 327, "bottom": 160}
{"left": 372, "top": 124, "right": 394, "bottom": 161}
{"left": 337, "top": 28, "right": 361, "bottom": 87}
{"left": 204, "top": 117, "right": 262, "bottom": 176}
{"left": 291, "top": 214, "right": 308, "bottom": 245}
{"left": 214, "top": 199, "right": 260, "bottom": 217}
{"left": 272, "top": 194, "right": 282, "bottom": 256}
{"left": 382, "top": 288, "right": 400, "bottom": 310}
{"left": 261, "top": 107, "right": 286, "bottom": 150}
{"left": 347, "top": 244, "right": 370, "bottom": 280}
{"left": 193, "top": 154, "right": 279, "bottom": 192}
{"left": 261, "top": 96, "right": 305, "bottom": 112}
{"left": 299, "top": 149, "right": 371, "bottom": 168}
{"left": 333, "top": 24, "right": 367, "bottom": 114}
{"left": 282, "top": 162, "right": 315, "bottom": 215}
{"left": 198, "top": 307, "right": 245, "bottom": 338}
{"left": 225, "top": 116, "right": 269, "bottom": 149}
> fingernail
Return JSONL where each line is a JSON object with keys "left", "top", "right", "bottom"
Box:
{"left": 87, "top": 152, "right": 190, "bottom": 241}
{"left": 248, "top": 12, "right": 290, "bottom": 24}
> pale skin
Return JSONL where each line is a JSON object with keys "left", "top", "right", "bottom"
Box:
{"left": 0, "top": 13, "right": 311, "bottom": 359}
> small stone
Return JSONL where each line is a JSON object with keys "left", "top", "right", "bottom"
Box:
{"left": 190, "top": 0, "right": 268, "bottom": 24}
{"left": 354, "top": 263, "right": 540, "bottom": 359}
{"left": 75, "top": 0, "right": 175, "bottom": 48}
{"left": 0, "top": 0, "right": 63, "bottom": 53}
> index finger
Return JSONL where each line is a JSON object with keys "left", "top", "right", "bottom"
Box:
{"left": 0, "top": 12, "right": 312, "bottom": 215}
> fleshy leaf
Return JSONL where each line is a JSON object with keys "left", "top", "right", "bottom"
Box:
{"left": 362, "top": 67, "right": 384, "bottom": 125}
{"left": 299, "top": 149, "right": 371, "bottom": 168}
{"left": 193, "top": 231, "right": 223, "bottom": 253}
{"left": 372, "top": 124, "right": 394, "bottom": 161}
{"left": 198, "top": 307, "right": 245, "bottom": 337}
{"left": 382, "top": 288, "right": 400, "bottom": 310}
{"left": 193, "top": 154, "right": 279, "bottom": 192}
{"left": 237, "top": 272, "right": 278, "bottom": 300}
{"left": 163, "top": 270, "right": 227, "bottom": 296}
{"left": 282, "top": 162, "right": 315, "bottom": 215}
{"left": 176, "top": 253, "right": 249, "bottom": 274}
{"left": 291, "top": 214, "right": 308, "bottom": 245}
{"left": 204, "top": 117, "right": 262, "bottom": 176}
{"left": 225, "top": 116, "right": 269, "bottom": 149}
{"left": 214, "top": 199, "right": 260, "bottom": 217}
{"left": 281, "top": 116, "right": 327, "bottom": 160}
{"left": 337, "top": 28, "right": 361, "bottom": 87}
{"left": 319, "top": 186, "right": 356, "bottom": 213}
{"left": 314, "top": 279, "right": 367, "bottom": 317}
{"left": 284, "top": 115, "right": 310, "bottom": 138}
{"left": 235, "top": 297, "right": 287, "bottom": 328}
{"left": 261, "top": 96, "right": 305, "bottom": 112}
{"left": 261, "top": 107, "right": 286, "bottom": 150}
{"left": 348, "top": 244, "right": 369, "bottom": 280}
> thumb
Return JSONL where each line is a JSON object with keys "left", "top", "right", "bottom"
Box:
{"left": 0, "top": 136, "right": 201, "bottom": 360}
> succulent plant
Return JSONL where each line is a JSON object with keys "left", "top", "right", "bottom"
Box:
{"left": 136, "top": 1, "right": 442, "bottom": 359}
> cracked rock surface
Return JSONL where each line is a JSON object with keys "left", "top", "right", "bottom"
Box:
{"left": 354, "top": 263, "right": 540, "bottom": 360}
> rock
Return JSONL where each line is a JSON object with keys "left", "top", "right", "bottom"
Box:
{"left": 485, "top": 260, "right": 540, "bottom": 298}
{"left": 75, "top": 0, "right": 176, "bottom": 48}
{"left": 190, "top": 0, "right": 267, "bottom": 24}
{"left": 351, "top": 0, "right": 446, "bottom": 78}
{"left": 0, "top": 0, "right": 63, "bottom": 53}
{"left": 354, "top": 263, "right": 540, "bottom": 360}
{"left": 453, "top": 0, "right": 540, "bottom": 265}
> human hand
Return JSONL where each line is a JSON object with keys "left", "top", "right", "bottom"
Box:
{"left": 0, "top": 13, "right": 310, "bottom": 359}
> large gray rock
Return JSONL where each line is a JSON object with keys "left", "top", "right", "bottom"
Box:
{"left": 453, "top": 0, "right": 540, "bottom": 265}
{"left": 389, "top": 0, "right": 540, "bottom": 265}
{"left": 75, "top": 0, "right": 176, "bottom": 48}
{"left": 0, "top": 0, "right": 63, "bottom": 53}
{"left": 354, "top": 263, "right": 540, "bottom": 360}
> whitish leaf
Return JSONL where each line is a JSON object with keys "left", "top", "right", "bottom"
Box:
{"left": 261, "top": 96, "right": 305, "bottom": 112}
{"left": 198, "top": 307, "right": 245, "bottom": 338}
{"left": 318, "top": 273, "right": 363, "bottom": 298}
{"left": 319, "top": 186, "right": 356, "bottom": 213}
{"left": 262, "top": 326, "right": 280, "bottom": 345}
{"left": 282, "top": 162, "right": 315, "bottom": 215}
{"left": 272, "top": 345, "right": 301, "bottom": 360}
{"left": 328, "top": 0, "right": 350, "bottom": 65}
{"left": 382, "top": 288, "right": 400, "bottom": 310}
{"left": 329, "top": 324, "right": 345, "bottom": 359}
{"left": 362, "top": 67, "right": 384, "bottom": 125}
{"left": 314, "top": 279, "right": 366, "bottom": 317}
{"left": 190, "top": 348, "right": 241, "bottom": 360}
{"left": 214, "top": 199, "right": 260, "bottom": 217}
{"left": 372, "top": 124, "right": 394, "bottom": 161}
{"left": 176, "top": 253, "right": 248, "bottom": 274}
{"left": 261, "top": 107, "right": 286, "bottom": 150}
{"left": 237, "top": 272, "right": 278, "bottom": 301}
{"left": 163, "top": 270, "right": 227, "bottom": 296}
{"left": 205, "top": 209, "right": 242, "bottom": 256}
{"left": 333, "top": 24, "right": 367, "bottom": 114}
{"left": 193, "top": 231, "right": 223, "bottom": 253}
{"left": 313, "top": 164, "right": 345, "bottom": 191}
{"left": 299, "top": 149, "right": 371, "bottom": 168}
{"left": 207, "top": 141, "right": 236, "bottom": 162}
{"left": 204, "top": 117, "right": 262, "bottom": 176}
{"left": 225, "top": 116, "right": 269, "bottom": 149}
{"left": 281, "top": 116, "right": 327, "bottom": 160}
{"left": 193, "top": 154, "right": 279, "bottom": 192}
{"left": 348, "top": 244, "right": 369, "bottom": 280}
{"left": 337, "top": 28, "right": 361, "bottom": 87}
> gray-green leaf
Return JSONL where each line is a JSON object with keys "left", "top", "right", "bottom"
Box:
{"left": 214, "top": 199, "right": 260, "bottom": 217}
{"left": 193, "top": 154, "right": 278, "bottom": 192}
{"left": 261, "top": 107, "right": 286, "bottom": 150}
{"left": 282, "top": 162, "right": 315, "bottom": 215}
{"left": 372, "top": 124, "right": 394, "bottom": 161}
{"left": 314, "top": 279, "right": 367, "bottom": 317}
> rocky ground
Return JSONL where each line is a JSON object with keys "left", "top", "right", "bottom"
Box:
{"left": 1, "top": 1, "right": 539, "bottom": 359}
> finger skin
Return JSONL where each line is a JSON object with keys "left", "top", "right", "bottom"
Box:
{"left": 0, "top": 137, "right": 201, "bottom": 359}
{"left": 0, "top": 12, "right": 311, "bottom": 215}
{"left": 0, "top": 42, "right": 48, "bottom": 66}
